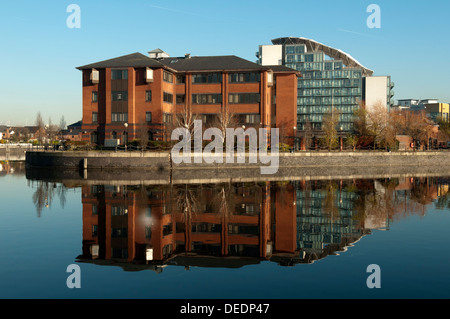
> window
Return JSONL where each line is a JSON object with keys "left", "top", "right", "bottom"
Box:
{"left": 228, "top": 93, "right": 260, "bottom": 104}
{"left": 145, "top": 112, "right": 152, "bottom": 123}
{"left": 112, "top": 91, "right": 128, "bottom": 101}
{"left": 92, "top": 91, "right": 98, "bottom": 102}
{"left": 192, "top": 94, "right": 222, "bottom": 104}
{"left": 145, "top": 90, "right": 152, "bottom": 102}
{"left": 92, "top": 112, "right": 98, "bottom": 123}
{"left": 92, "top": 225, "right": 98, "bottom": 237}
{"left": 192, "top": 73, "right": 222, "bottom": 84}
{"left": 228, "top": 72, "right": 261, "bottom": 83}
{"left": 176, "top": 75, "right": 186, "bottom": 84}
{"left": 163, "top": 92, "right": 173, "bottom": 104}
{"left": 200, "top": 114, "right": 215, "bottom": 125}
{"left": 245, "top": 114, "right": 260, "bottom": 124}
{"left": 163, "top": 71, "right": 173, "bottom": 83}
{"left": 176, "top": 94, "right": 185, "bottom": 104}
{"left": 145, "top": 226, "right": 152, "bottom": 240}
{"left": 163, "top": 113, "right": 172, "bottom": 124}
{"left": 111, "top": 69, "right": 128, "bottom": 80}
{"left": 237, "top": 114, "right": 261, "bottom": 124}
{"left": 111, "top": 228, "right": 128, "bottom": 238}
{"left": 111, "top": 113, "right": 128, "bottom": 122}
{"left": 111, "top": 206, "right": 127, "bottom": 216}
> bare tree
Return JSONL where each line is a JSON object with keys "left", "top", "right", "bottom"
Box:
{"left": 353, "top": 101, "right": 370, "bottom": 137}
{"left": 303, "top": 119, "right": 313, "bottom": 150}
{"left": 437, "top": 115, "right": 450, "bottom": 145}
{"left": 137, "top": 120, "right": 150, "bottom": 151}
{"left": 211, "top": 105, "right": 238, "bottom": 144}
{"left": 321, "top": 107, "right": 340, "bottom": 151}
{"left": 404, "top": 110, "right": 435, "bottom": 150}
{"left": 35, "top": 111, "right": 45, "bottom": 144}
{"left": 59, "top": 115, "right": 67, "bottom": 141}
{"left": 175, "top": 103, "right": 199, "bottom": 136}
{"left": 366, "top": 101, "right": 394, "bottom": 150}
{"left": 166, "top": 103, "right": 201, "bottom": 150}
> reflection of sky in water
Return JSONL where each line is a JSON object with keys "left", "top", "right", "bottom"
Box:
{"left": 0, "top": 168, "right": 449, "bottom": 299}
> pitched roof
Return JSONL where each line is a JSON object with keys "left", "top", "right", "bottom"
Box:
{"left": 76, "top": 52, "right": 300, "bottom": 75}
{"left": 76, "top": 52, "right": 164, "bottom": 70}
{"left": 158, "top": 55, "right": 269, "bottom": 72}
{"left": 148, "top": 48, "right": 166, "bottom": 53}
{"left": 265, "top": 65, "right": 301, "bottom": 74}
{"left": 68, "top": 120, "right": 82, "bottom": 128}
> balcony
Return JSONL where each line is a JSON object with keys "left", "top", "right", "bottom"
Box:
{"left": 90, "top": 69, "right": 99, "bottom": 84}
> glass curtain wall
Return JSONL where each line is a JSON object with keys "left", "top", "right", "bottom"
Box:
{"left": 284, "top": 44, "right": 363, "bottom": 132}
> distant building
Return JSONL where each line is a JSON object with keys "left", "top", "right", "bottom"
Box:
{"left": 61, "top": 120, "right": 83, "bottom": 141}
{"left": 395, "top": 99, "right": 449, "bottom": 123}
{"left": 410, "top": 99, "right": 439, "bottom": 111}
{"left": 257, "top": 37, "right": 394, "bottom": 136}
{"left": 362, "top": 76, "right": 395, "bottom": 112}
{"left": 67, "top": 120, "right": 82, "bottom": 131}
{"left": 397, "top": 99, "right": 419, "bottom": 108}
{"left": 424, "top": 103, "right": 449, "bottom": 122}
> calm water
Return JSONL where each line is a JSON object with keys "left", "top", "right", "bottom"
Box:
{"left": 1, "top": 162, "right": 450, "bottom": 299}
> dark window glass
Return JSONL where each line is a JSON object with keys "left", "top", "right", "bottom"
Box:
{"left": 112, "top": 91, "right": 128, "bottom": 101}
{"left": 92, "top": 91, "right": 98, "bottom": 102}
{"left": 111, "top": 70, "right": 128, "bottom": 80}
{"left": 163, "top": 113, "right": 172, "bottom": 124}
{"left": 228, "top": 72, "right": 261, "bottom": 83}
{"left": 111, "top": 113, "right": 128, "bottom": 122}
{"left": 176, "top": 75, "right": 186, "bottom": 84}
{"left": 145, "top": 90, "right": 152, "bottom": 102}
{"left": 192, "top": 73, "right": 222, "bottom": 84}
{"left": 145, "top": 112, "right": 152, "bottom": 123}
{"left": 163, "top": 92, "right": 173, "bottom": 104}
{"left": 192, "top": 94, "right": 222, "bottom": 104}
{"left": 176, "top": 94, "right": 185, "bottom": 104}
{"left": 228, "top": 93, "right": 260, "bottom": 104}
{"left": 163, "top": 71, "right": 173, "bottom": 83}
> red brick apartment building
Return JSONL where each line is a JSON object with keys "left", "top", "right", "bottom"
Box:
{"left": 76, "top": 50, "right": 300, "bottom": 146}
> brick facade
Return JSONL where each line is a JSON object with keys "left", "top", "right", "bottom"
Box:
{"left": 77, "top": 52, "right": 299, "bottom": 146}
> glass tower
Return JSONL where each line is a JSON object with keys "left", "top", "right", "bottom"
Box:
{"left": 284, "top": 44, "right": 363, "bottom": 132}
{"left": 257, "top": 38, "right": 375, "bottom": 134}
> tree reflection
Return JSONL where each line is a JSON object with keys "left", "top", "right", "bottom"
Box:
{"left": 30, "top": 180, "right": 67, "bottom": 217}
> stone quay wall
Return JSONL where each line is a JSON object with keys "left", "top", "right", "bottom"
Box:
{"left": 25, "top": 151, "right": 450, "bottom": 179}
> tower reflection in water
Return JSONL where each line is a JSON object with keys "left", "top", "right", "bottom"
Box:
{"left": 73, "top": 177, "right": 449, "bottom": 271}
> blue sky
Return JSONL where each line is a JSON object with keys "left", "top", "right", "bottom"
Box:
{"left": 1, "top": 0, "right": 449, "bottom": 126}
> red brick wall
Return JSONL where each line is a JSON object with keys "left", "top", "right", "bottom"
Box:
{"left": 81, "top": 67, "right": 298, "bottom": 145}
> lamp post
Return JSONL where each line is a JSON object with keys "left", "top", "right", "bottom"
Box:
{"left": 339, "top": 126, "right": 343, "bottom": 151}
{"left": 293, "top": 126, "right": 297, "bottom": 152}
{"left": 124, "top": 123, "right": 128, "bottom": 151}
{"left": 44, "top": 124, "right": 49, "bottom": 150}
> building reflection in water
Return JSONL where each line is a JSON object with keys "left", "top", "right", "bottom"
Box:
{"left": 67, "top": 176, "right": 449, "bottom": 271}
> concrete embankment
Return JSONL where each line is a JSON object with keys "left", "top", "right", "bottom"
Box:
{"left": 25, "top": 150, "right": 450, "bottom": 183}
{"left": 0, "top": 145, "right": 30, "bottom": 161}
